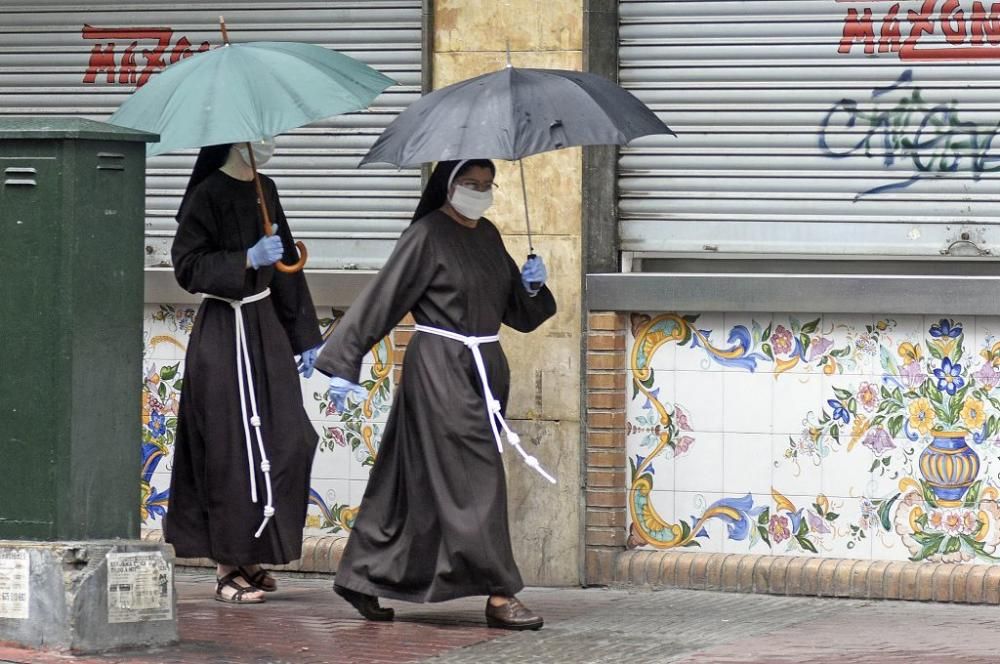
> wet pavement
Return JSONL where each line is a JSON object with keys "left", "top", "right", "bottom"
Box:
{"left": 2, "top": 569, "right": 1000, "bottom": 663}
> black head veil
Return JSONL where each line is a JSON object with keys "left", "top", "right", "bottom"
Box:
{"left": 410, "top": 159, "right": 496, "bottom": 223}
{"left": 175, "top": 143, "right": 233, "bottom": 222}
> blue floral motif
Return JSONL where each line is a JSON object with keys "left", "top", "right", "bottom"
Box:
{"left": 929, "top": 319, "right": 962, "bottom": 338}
{"left": 147, "top": 410, "right": 167, "bottom": 438}
{"left": 933, "top": 357, "right": 965, "bottom": 395}
{"left": 827, "top": 399, "right": 851, "bottom": 424}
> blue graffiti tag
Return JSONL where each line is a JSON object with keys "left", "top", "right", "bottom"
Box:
{"left": 819, "top": 69, "right": 1000, "bottom": 198}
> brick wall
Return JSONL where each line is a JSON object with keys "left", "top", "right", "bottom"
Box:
{"left": 584, "top": 311, "right": 628, "bottom": 585}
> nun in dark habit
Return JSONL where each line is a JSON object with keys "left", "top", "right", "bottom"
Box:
{"left": 165, "top": 139, "right": 323, "bottom": 604}
{"left": 315, "top": 159, "right": 555, "bottom": 630}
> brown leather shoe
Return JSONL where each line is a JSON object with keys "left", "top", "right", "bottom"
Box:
{"left": 334, "top": 584, "right": 394, "bottom": 621}
{"left": 485, "top": 597, "right": 543, "bottom": 630}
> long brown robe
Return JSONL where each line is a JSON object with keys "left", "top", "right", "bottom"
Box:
{"left": 165, "top": 170, "right": 322, "bottom": 565}
{"left": 315, "top": 210, "right": 556, "bottom": 602}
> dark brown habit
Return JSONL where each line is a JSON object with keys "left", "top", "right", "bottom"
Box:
{"left": 315, "top": 210, "right": 556, "bottom": 603}
{"left": 165, "top": 170, "right": 322, "bottom": 565}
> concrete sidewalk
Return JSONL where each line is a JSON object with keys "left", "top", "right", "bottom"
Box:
{"left": 2, "top": 569, "right": 1000, "bottom": 663}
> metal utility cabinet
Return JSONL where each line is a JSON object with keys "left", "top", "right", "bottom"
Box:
{"left": 0, "top": 118, "right": 156, "bottom": 540}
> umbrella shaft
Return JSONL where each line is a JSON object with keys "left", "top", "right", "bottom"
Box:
{"left": 519, "top": 159, "right": 533, "bottom": 252}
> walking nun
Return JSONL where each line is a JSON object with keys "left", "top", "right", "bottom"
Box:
{"left": 316, "top": 159, "right": 555, "bottom": 630}
{"left": 166, "top": 140, "right": 323, "bottom": 604}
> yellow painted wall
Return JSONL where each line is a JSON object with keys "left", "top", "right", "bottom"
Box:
{"left": 434, "top": 0, "right": 584, "bottom": 585}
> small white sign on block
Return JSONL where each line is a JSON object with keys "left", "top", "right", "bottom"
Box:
{"left": 106, "top": 551, "right": 172, "bottom": 624}
{"left": 0, "top": 549, "right": 30, "bottom": 619}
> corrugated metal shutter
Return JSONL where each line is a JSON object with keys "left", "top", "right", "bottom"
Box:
{"left": 0, "top": 1, "right": 422, "bottom": 270}
{"left": 618, "top": 1, "right": 1000, "bottom": 259}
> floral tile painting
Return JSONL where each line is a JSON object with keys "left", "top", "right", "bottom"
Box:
{"left": 139, "top": 304, "right": 392, "bottom": 541}
{"left": 626, "top": 312, "right": 1000, "bottom": 565}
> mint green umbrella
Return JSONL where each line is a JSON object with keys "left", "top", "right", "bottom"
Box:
{"left": 108, "top": 40, "right": 395, "bottom": 156}
{"left": 108, "top": 28, "right": 395, "bottom": 272}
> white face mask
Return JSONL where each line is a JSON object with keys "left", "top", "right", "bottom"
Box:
{"left": 449, "top": 184, "right": 493, "bottom": 220}
{"left": 236, "top": 137, "right": 275, "bottom": 168}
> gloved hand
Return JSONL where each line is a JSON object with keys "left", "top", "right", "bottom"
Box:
{"left": 520, "top": 254, "right": 547, "bottom": 296}
{"left": 297, "top": 343, "right": 323, "bottom": 379}
{"left": 247, "top": 225, "right": 283, "bottom": 269}
{"left": 328, "top": 376, "right": 367, "bottom": 412}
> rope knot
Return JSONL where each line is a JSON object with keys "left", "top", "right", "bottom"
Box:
{"left": 489, "top": 399, "right": 502, "bottom": 414}
{"left": 506, "top": 431, "right": 521, "bottom": 445}
{"left": 525, "top": 456, "right": 540, "bottom": 468}
{"left": 263, "top": 506, "right": 275, "bottom": 517}
{"left": 260, "top": 460, "right": 271, "bottom": 472}
{"left": 250, "top": 415, "right": 261, "bottom": 427}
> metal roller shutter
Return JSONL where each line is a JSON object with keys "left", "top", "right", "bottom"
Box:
{"left": 618, "top": 1, "right": 1000, "bottom": 260}
{"left": 0, "top": 1, "right": 422, "bottom": 270}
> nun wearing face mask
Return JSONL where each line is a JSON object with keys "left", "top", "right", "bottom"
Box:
{"left": 166, "top": 140, "right": 323, "bottom": 604}
{"left": 314, "top": 159, "right": 556, "bottom": 630}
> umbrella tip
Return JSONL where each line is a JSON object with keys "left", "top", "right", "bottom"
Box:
{"left": 505, "top": 40, "right": 512, "bottom": 68}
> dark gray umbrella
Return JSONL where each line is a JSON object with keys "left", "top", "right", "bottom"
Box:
{"left": 361, "top": 65, "right": 674, "bottom": 256}
{"left": 361, "top": 66, "right": 673, "bottom": 167}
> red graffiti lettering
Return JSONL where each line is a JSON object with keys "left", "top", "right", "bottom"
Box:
{"left": 839, "top": 0, "right": 1000, "bottom": 59}
{"left": 83, "top": 43, "right": 116, "bottom": 83}
{"left": 82, "top": 25, "right": 210, "bottom": 87}
{"left": 970, "top": 2, "right": 1000, "bottom": 45}
{"left": 839, "top": 8, "right": 876, "bottom": 54}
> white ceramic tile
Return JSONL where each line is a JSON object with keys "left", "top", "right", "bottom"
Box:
{"left": 772, "top": 434, "right": 823, "bottom": 497}
{"left": 820, "top": 496, "right": 875, "bottom": 560}
{"left": 310, "top": 426, "right": 353, "bottom": 481}
{"left": 722, "top": 371, "right": 773, "bottom": 434}
{"left": 719, "top": 492, "right": 773, "bottom": 556}
{"left": 772, "top": 372, "right": 824, "bottom": 437}
{"left": 673, "top": 431, "right": 723, "bottom": 493}
{"left": 673, "top": 370, "right": 723, "bottom": 433}
{"left": 723, "top": 432, "right": 771, "bottom": 496}
{"left": 627, "top": 416, "right": 675, "bottom": 489}
{"left": 349, "top": 479, "right": 370, "bottom": 505}
{"left": 307, "top": 478, "right": 353, "bottom": 532}
{"left": 675, "top": 491, "right": 726, "bottom": 554}
{"left": 820, "top": 442, "right": 876, "bottom": 501}
{"left": 673, "top": 312, "right": 725, "bottom": 372}
{"left": 627, "top": 311, "right": 677, "bottom": 372}
{"left": 349, "top": 435, "right": 377, "bottom": 482}
{"left": 628, "top": 488, "right": 675, "bottom": 550}
{"left": 823, "top": 313, "right": 876, "bottom": 377}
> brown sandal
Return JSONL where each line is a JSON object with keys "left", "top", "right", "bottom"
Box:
{"left": 215, "top": 571, "right": 265, "bottom": 604}
{"left": 238, "top": 565, "right": 277, "bottom": 592}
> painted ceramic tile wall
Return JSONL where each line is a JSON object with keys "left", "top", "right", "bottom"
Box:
{"left": 626, "top": 312, "right": 1000, "bottom": 565}
{"left": 140, "top": 303, "right": 390, "bottom": 541}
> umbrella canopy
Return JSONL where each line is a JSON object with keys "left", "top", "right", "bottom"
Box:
{"left": 108, "top": 41, "right": 395, "bottom": 156}
{"left": 360, "top": 66, "right": 673, "bottom": 168}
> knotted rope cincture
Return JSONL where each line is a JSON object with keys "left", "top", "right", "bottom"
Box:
{"left": 414, "top": 324, "right": 556, "bottom": 484}
{"left": 202, "top": 288, "right": 276, "bottom": 537}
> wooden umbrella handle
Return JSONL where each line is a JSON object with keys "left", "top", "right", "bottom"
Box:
{"left": 247, "top": 142, "right": 307, "bottom": 273}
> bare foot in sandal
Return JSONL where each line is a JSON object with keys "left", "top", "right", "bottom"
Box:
{"left": 238, "top": 564, "right": 277, "bottom": 592}
{"left": 216, "top": 565, "right": 264, "bottom": 604}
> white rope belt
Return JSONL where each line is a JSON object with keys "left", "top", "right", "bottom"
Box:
{"left": 414, "top": 324, "right": 556, "bottom": 484}
{"left": 202, "top": 288, "right": 275, "bottom": 538}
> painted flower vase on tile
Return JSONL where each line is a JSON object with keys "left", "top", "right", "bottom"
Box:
{"left": 918, "top": 431, "right": 980, "bottom": 503}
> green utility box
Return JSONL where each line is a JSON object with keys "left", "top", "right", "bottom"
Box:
{"left": 0, "top": 118, "right": 156, "bottom": 540}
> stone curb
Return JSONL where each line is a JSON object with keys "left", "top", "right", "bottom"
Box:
{"left": 614, "top": 550, "right": 1000, "bottom": 604}
{"left": 143, "top": 529, "right": 348, "bottom": 573}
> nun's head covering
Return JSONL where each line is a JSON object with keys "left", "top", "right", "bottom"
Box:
{"left": 176, "top": 143, "right": 233, "bottom": 222}
{"left": 410, "top": 159, "right": 495, "bottom": 224}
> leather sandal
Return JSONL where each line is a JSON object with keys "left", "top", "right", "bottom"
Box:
{"left": 216, "top": 571, "right": 265, "bottom": 604}
{"left": 238, "top": 565, "right": 277, "bottom": 592}
{"left": 485, "top": 596, "right": 543, "bottom": 630}
{"left": 334, "top": 584, "right": 394, "bottom": 621}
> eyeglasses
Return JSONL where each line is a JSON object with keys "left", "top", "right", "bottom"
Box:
{"left": 454, "top": 178, "right": 498, "bottom": 192}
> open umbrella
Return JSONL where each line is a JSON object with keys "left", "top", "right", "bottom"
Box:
{"left": 108, "top": 18, "right": 395, "bottom": 272}
{"left": 359, "top": 62, "right": 674, "bottom": 255}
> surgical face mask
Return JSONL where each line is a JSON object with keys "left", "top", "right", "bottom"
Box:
{"left": 236, "top": 137, "right": 275, "bottom": 168}
{"left": 449, "top": 184, "right": 493, "bottom": 220}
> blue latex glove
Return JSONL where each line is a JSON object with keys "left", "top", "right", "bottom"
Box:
{"left": 247, "top": 225, "right": 283, "bottom": 269}
{"left": 297, "top": 343, "right": 323, "bottom": 379}
{"left": 328, "top": 376, "right": 367, "bottom": 412}
{"left": 520, "top": 254, "right": 547, "bottom": 296}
